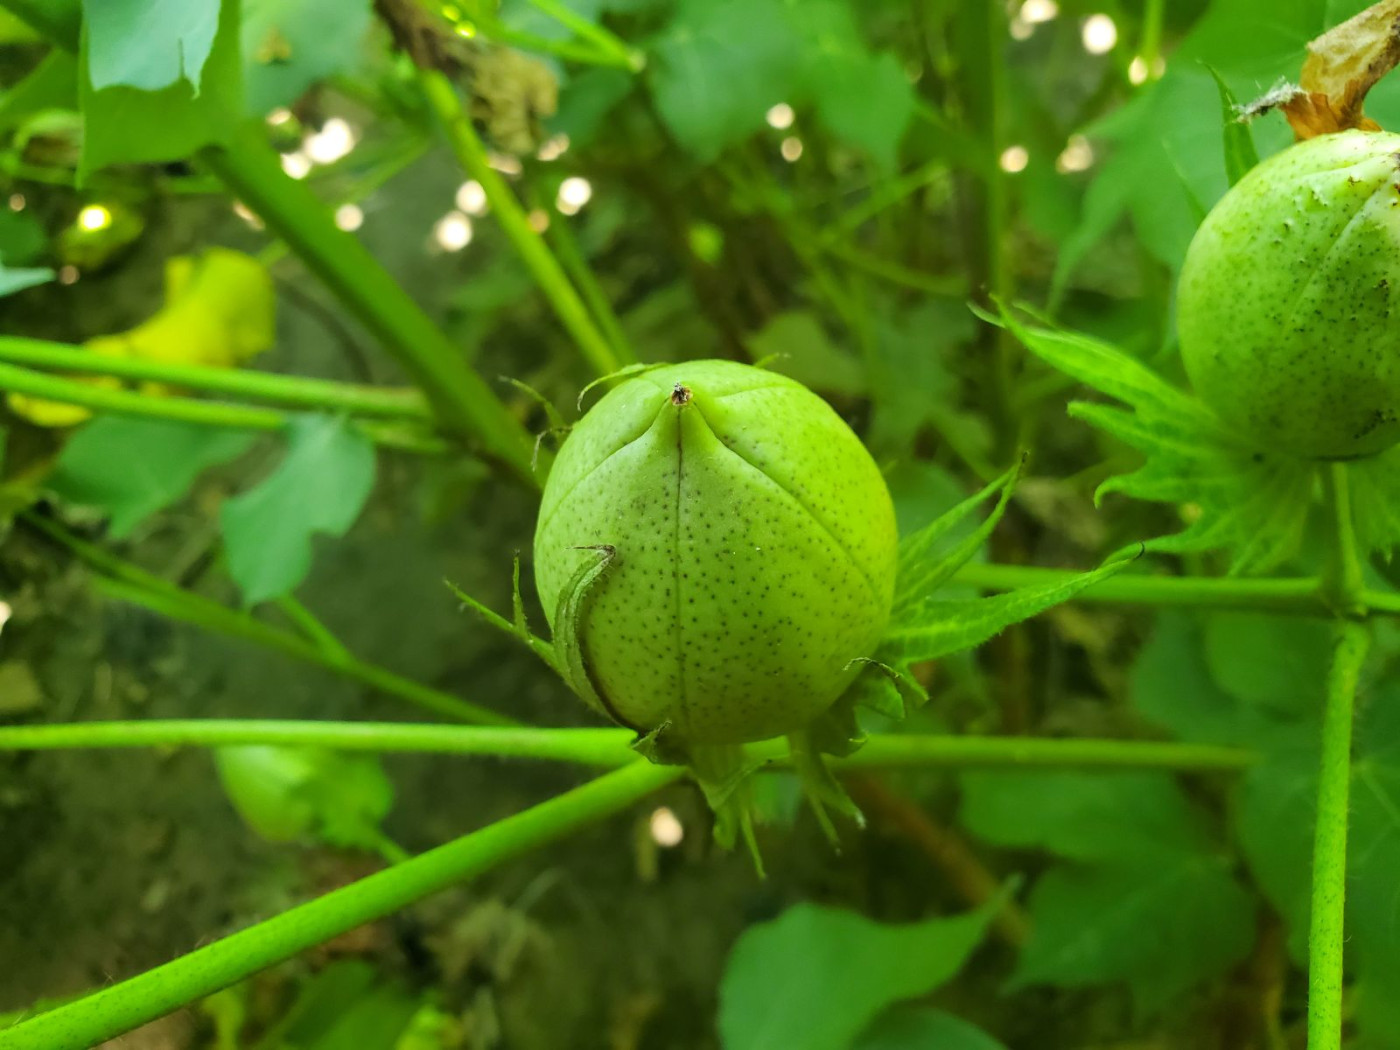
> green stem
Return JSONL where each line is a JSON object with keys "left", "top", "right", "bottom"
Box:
{"left": 0, "top": 719, "right": 1257, "bottom": 773}
{"left": 201, "top": 124, "right": 540, "bottom": 483}
{"left": 1307, "top": 619, "right": 1371, "bottom": 1050}
{"left": 952, "top": 561, "right": 1333, "bottom": 616}
{"left": 535, "top": 185, "right": 636, "bottom": 363}
{"left": 0, "top": 761, "right": 680, "bottom": 1050}
{"left": 484, "top": 22, "right": 636, "bottom": 70}
{"left": 0, "top": 337, "right": 433, "bottom": 421}
{"left": 825, "top": 159, "right": 951, "bottom": 240}
{"left": 0, "top": 720, "right": 637, "bottom": 765}
{"left": 524, "top": 0, "right": 643, "bottom": 70}
{"left": 1137, "top": 0, "right": 1165, "bottom": 80}
{"left": 274, "top": 595, "right": 352, "bottom": 659}
{"left": 416, "top": 69, "right": 629, "bottom": 376}
{"left": 23, "top": 514, "right": 514, "bottom": 726}
{"left": 0, "top": 361, "right": 444, "bottom": 455}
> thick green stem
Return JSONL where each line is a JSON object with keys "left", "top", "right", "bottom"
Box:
{"left": 0, "top": 761, "right": 680, "bottom": 1050}
{"left": 24, "top": 515, "right": 513, "bottom": 726}
{"left": 0, "top": 337, "right": 432, "bottom": 421}
{"left": 1307, "top": 619, "right": 1370, "bottom": 1050}
{"left": 416, "top": 69, "right": 630, "bottom": 376}
{"left": 0, "top": 719, "right": 1257, "bottom": 773}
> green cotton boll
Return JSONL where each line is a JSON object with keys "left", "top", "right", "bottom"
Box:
{"left": 534, "top": 360, "right": 897, "bottom": 746}
{"left": 1178, "top": 128, "right": 1400, "bottom": 460}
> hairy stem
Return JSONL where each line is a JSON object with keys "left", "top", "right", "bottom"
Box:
{"left": 0, "top": 762, "right": 680, "bottom": 1050}
{"left": 1307, "top": 619, "right": 1370, "bottom": 1050}
{"left": 0, "top": 718, "right": 1258, "bottom": 773}
{"left": 417, "top": 69, "right": 630, "bottom": 376}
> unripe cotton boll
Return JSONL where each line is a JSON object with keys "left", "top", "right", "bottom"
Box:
{"left": 533, "top": 360, "right": 897, "bottom": 746}
{"left": 1178, "top": 129, "right": 1400, "bottom": 459}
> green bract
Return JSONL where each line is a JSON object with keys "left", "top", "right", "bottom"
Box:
{"left": 1178, "top": 129, "right": 1400, "bottom": 460}
{"left": 533, "top": 360, "right": 897, "bottom": 746}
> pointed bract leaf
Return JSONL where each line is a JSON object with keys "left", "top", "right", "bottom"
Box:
{"left": 1001, "top": 307, "right": 1317, "bottom": 573}
{"left": 882, "top": 556, "right": 1126, "bottom": 671}
{"left": 895, "top": 459, "right": 1022, "bottom": 614}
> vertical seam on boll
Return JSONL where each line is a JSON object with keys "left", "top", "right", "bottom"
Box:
{"left": 672, "top": 404, "right": 689, "bottom": 734}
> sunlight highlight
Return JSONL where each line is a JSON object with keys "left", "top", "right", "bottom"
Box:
{"left": 280, "top": 151, "right": 312, "bottom": 179}
{"left": 649, "top": 806, "right": 684, "bottom": 847}
{"left": 455, "top": 181, "right": 489, "bottom": 215}
{"left": 334, "top": 204, "right": 364, "bottom": 232}
{"left": 77, "top": 205, "right": 112, "bottom": 232}
{"left": 1055, "top": 135, "right": 1094, "bottom": 173}
{"left": 305, "top": 118, "right": 356, "bottom": 165}
{"left": 556, "top": 177, "right": 592, "bottom": 216}
{"left": 1082, "top": 14, "right": 1117, "bottom": 54}
{"left": 537, "top": 134, "right": 570, "bottom": 161}
{"left": 766, "top": 102, "right": 795, "bottom": 129}
{"left": 999, "top": 145, "right": 1029, "bottom": 173}
{"left": 433, "top": 212, "right": 473, "bottom": 251}
{"left": 781, "top": 136, "right": 803, "bottom": 162}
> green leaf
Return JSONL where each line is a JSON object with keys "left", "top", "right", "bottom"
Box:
{"left": 795, "top": 4, "right": 913, "bottom": 172}
{"left": 549, "top": 67, "right": 634, "bottom": 146}
{"left": 1207, "top": 65, "right": 1257, "bottom": 186}
{"left": 221, "top": 415, "right": 375, "bottom": 605}
{"left": 867, "top": 298, "right": 981, "bottom": 459}
{"left": 214, "top": 745, "right": 395, "bottom": 851}
{"left": 1053, "top": 0, "right": 1310, "bottom": 291}
{"left": 718, "top": 899, "right": 998, "bottom": 1050}
{"left": 999, "top": 308, "right": 1316, "bottom": 573}
{"left": 82, "top": 0, "right": 221, "bottom": 92}
{"left": 745, "top": 311, "right": 866, "bottom": 397}
{"left": 648, "top": 0, "right": 796, "bottom": 161}
{"left": 855, "top": 1006, "right": 1007, "bottom": 1050}
{"left": 959, "top": 771, "right": 1209, "bottom": 863}
{"left": 1131, "top": 612, "right": 1245, "bottom": 746}
{"left": 0, "top": 208, "right": 49, "bottom": 267}
{"left": 241, "top": 0, "right": 374, "bottom": 116}
{"left": 1009, "top": 855, "right": 1255, "bottom": 1013}
{"left": 960, "top": 770, "right": 1253, "bottom": 1012}
{"left": 79, "top": 0, "right": 242, "bottom": 179}
{"left": 0, "top": 264, "right": 54, "bottom": 296}
{"left": 47, "top": 416, "right": 254, "bottom": 538}
{"left": 1203, "top": 612, "right": 1332, "bottom": 720}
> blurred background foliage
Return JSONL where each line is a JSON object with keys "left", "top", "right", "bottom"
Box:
{"left": 2, "top": 1, "right": 1399, "bottom": 1048}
